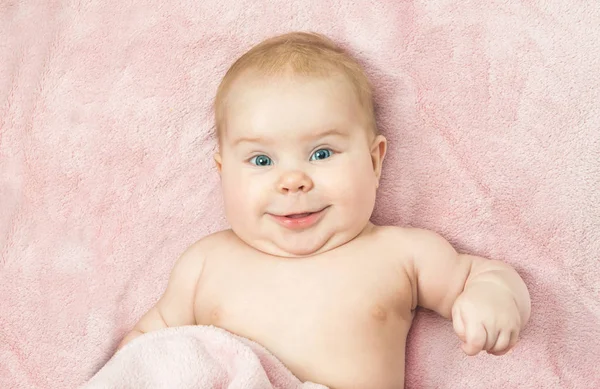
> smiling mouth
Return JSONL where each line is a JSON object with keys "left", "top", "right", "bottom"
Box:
{"left": 278, "top": 206, "right": 328, "bottom": 218}
{"left": 269, "top": 207, "right": 329, "bottom": 229}
{"left": 285, "top": 212, "right": 315, "bottom": 219}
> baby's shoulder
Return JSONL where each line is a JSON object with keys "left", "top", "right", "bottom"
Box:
{"left": 196, "top": 228, "right": 238, "bottom": 246}
{"left": 172, "top": 230, "right": 236, "bottom": 270}
{"left": 369, "top": 224, "right": 425, "bottom": 242}
{"left": 368, "top": 224, "right": 448, "bottom": 255}
{"left": 185, "top": 229, "right": 239, "bottom": 257}
{"left": 373, "top": 224, "right": 445, "bottom": 239}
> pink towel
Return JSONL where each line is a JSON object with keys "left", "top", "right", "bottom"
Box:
{"left": 82, "top": 326, "right": 326, "bottom": 389}
{"left": 1, "top": 1, "right": 599, "bottom": 388}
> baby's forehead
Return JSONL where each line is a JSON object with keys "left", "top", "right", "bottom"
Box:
{"left": 227, "top": 72, "right": 359, "bottom": 111}
{"left": 231, "top": 77, "right": 357, "bottom": 113}
{"left": 217, "top": 71, "right": 374, "bottom": 143}
{"left": 233, "top": 65, "right": 355, "bottom": 90}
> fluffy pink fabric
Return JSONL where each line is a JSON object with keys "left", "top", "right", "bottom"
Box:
{"left": 1, "top": 1, "right": 598, "bottom": 388}
{"left": 82, "top": 325, "right": 327, "bottom": 389}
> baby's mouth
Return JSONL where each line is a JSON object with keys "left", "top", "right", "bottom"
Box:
{"left": 269, "top": 206, "right": 329, "bottom": 230}
{"left": 285, "top": 212, "right": 313, "bottom": 219}
{"left": 280, "top": 206, "right": 329, "bottom": 218}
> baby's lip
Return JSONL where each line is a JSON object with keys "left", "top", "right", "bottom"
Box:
{"left": 270, "top": 206, "right": 329, "bottom": 218}
{"left": 285, "top": 212, "right": 313, "bottom": 219}
{"left": 268, "top": 206, "right": 329, "bottom": 230}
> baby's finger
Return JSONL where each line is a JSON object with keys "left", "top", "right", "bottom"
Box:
{"left": 488, "top": 330, "right": 511, "bottom": 356}
{"left": 452, "top": 307, "right": 466, "bottom": 343}
{"left": 491, "top": 330, "right": 520, "bottom": 356}
{"left": 508, "top": 329, "right": 520, "bottom": 350}
{"left": 483, "top": 326, "right": 498, "bottom": 352}
{"left": 461, "top": 322, "right": 487, "bottom": 356}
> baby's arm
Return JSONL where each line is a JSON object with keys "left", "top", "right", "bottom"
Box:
{"left": 405, "top": 228, "right": 530, "bottom": 356}
{"left": 116, "top": 241, "right": 206, "bottom": 350}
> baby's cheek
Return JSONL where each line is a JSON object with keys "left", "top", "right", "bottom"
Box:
{"left": 328, "top": 165, "right": 376, "bottom": 212}
{"left": 239, "top": 175, "right": 271, "bottom": 210}
{"left": 222, "top": 174, "right": 251, "bottom": 214}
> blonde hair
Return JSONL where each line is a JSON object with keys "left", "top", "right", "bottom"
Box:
{"left": 214, "top": 32, "right": 376, "bottom": 138}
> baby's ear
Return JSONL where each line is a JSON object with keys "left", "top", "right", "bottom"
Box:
{"left": 370, "top": 134, "right": 387, "bottom": 186}
{"left": 214, "top": 153, "right": 222, "bottom": 173}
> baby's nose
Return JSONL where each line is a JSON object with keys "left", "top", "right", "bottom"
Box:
{"left": 277, "top": 171, "right": 314, "bottom": 194}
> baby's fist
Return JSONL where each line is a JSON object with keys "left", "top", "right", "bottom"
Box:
{"left": 451, "top": 284, "right": 522, "bottom": 356}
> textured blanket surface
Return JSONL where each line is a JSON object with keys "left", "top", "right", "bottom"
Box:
{"left": 82, "top": 325, "right": 327, "bottom": 389}
{"left": 1, "top": 1, "right": 599, "bottom": 388}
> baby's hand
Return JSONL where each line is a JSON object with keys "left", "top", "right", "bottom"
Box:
{"left": 451, "top": 282, "right": 522, "bottom": 356}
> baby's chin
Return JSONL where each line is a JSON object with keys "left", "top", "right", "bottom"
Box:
{"left": 271, "top": 239, "right": 332, "bottom": 258}
{"left": 237, "top": 227, "right": 364, "bottom": 258}
{"left": 252, "top": 236, "right": 333, "bottom": 258}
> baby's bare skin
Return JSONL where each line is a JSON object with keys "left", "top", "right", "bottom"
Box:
{"left": 195, "top": 225, "right": 412, "bottom": 389}
{"left": 117, "top": 35, "right": 531, "bottom": 388}
{"left": 119, "top": 221, "right": 528, "bottom": 389}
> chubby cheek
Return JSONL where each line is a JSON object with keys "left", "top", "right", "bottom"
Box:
{"left": 221, "top": 169, "right": 269, "bottom": 225}
{"left": 324, "top": 157, "right": 377, "bottom": 216}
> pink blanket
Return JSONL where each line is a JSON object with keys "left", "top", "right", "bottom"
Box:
{"left": 1, "top": 0, "right": 599, "bottom": 388}
{"left": 82, "top": 325, "right": 326, "bottom": 389}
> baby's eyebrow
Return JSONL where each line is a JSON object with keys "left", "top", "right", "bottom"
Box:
{"left": 231, "top": 136, "right": 266, "bottom": 146}
{"left": 307, "top": 128, "right": 347, "bottom": 140}
{"left": 231, "top": 128, "right": 347, "bottom": 146}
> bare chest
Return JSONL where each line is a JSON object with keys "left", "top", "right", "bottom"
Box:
{"left": 194, "top": 250, "right": 413, "bottom": 388}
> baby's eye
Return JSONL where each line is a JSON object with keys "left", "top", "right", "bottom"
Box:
{"left": 310, "top": 148, "right": 332, "bottom": 161}
{"left": 249, "top": 154, "right": 273, "bottom": 166}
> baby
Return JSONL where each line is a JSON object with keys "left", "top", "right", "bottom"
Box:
{"left": 118, "top": 32, "right": 531, "bottom": 389}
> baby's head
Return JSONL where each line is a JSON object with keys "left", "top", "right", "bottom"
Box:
{"left": 214, "top": 32, "right": 387, "bottom": 257}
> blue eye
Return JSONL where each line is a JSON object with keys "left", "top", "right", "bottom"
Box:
{"left": 310, "top": 148, "right": 332, "bottom": 161}
{"left": 249, "top": 154, "right": 273, "bottom": 166}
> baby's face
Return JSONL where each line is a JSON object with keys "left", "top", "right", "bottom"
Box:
{"left": 215, "top": 74, "right": 386, "bottom": 257}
